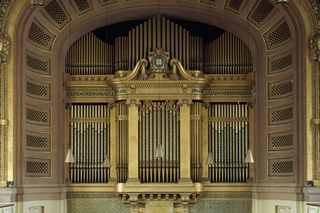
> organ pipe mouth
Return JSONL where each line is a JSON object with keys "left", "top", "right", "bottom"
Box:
{"left": 206, "top": 152, "right": 214, "bottom": 165}
{"left": 65, "top": 149, "right": 75, "bottom": 163}
{"left": 103, "top": 155, "right": 111, "bottom": 168}
{"left": 244, "top": 149, "right": 254, "bottom": 163}
{"left": 155, "top": 144, "right": 165, "bottom": 159}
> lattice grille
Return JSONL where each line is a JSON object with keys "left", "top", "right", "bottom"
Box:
{"left": 44, "top": 0, "right": 68, "bottom": 25}
{"left": 270, "top": 53, "right": 292, "bottom": 73}
{"left": 269, "top": 159, "right": 294, "bottom": 176}
{"left": 26, "top": 80, "right": 50, "bottom": 100}
{"left": 269, "top": 80, "right": 293, "bottom": 99}
{"left": 26, "top": 159, "right": 51, "bottom": 177}
{"left": 74, "top": 0, "right": 90, "bottom": 11}
{"left": 265, "top": 21, "right": 291, "bottom": 49}
{"left": 249, "top": 0, "right": 275, "bottom": 25}
{"left": 26, "top": 53, "right": 50, "bottom": 75}
{"left": 269, "top": 132, "right": 293, "bottom": 150}
{"left": 269, "top": 106, "right": 293, "bottom": 124}
{"left": 26, "top": 132, "right": 51, "bottom": 151}
{"left": 227, "top": 0, "right": 244, "bottom": 11}
{"left": 27, "top": 22, "right": 54, "bottom": 50}
{"left": 26, "top": 106, "right": 50, "bottom": 125}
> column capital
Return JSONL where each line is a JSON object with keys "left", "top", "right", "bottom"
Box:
{"left": 107, "top": 102, "right": 116, "bottom": 109}
{"left": 126, "top": 99, "right": 140, "bottom": 107}
{"left": 177, "top": 99, "right": 193, "bottom": 107}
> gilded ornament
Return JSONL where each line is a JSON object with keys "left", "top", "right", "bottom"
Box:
{"left": 0, "top": 34, "right": 9, "bottom": 62}
{"left": 30, "top": 0, "right": 45, "bottom": 7}
{"left": 148, "top": 48, "right": 170, "bottom": 74}
{"left": 311, "top": 31, "right": 320, "bottom": 62}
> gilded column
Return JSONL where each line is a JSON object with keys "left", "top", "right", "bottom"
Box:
{"left": 179, "top": 100, "right": 192, "bottom": 182}
{"left": 127, "top": 99, "right": 140, "bottom": 182}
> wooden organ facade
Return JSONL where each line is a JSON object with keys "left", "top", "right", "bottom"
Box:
{"left": 64, "top": 15, "right": 253, "bottom": 211}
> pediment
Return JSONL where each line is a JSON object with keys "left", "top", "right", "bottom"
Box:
{"left": 107, "top": 48, "right": 210, "bottom": 102}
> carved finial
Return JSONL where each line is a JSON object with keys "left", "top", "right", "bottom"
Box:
{"left": 169, "top": 59, "right": 179, "bottom": 80}
{"left": 138, "top": 59, "right": 149, "bottom": 80}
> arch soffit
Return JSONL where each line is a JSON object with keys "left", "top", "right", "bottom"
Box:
{"left": 6, "top": 0, "right": 316, "bottom": 76}
{"left": 15, "top": 1, "right": 293, "bottom": 58}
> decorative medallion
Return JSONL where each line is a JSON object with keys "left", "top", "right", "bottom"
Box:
{"left": 148, "top": 48, "right": 170, "bottom": 73}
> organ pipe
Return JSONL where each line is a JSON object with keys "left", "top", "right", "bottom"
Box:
{"left": 69, "top": 104, "right": 110, "bottom": 183}
{"left": 65, "top": 16, "right": 252, "bottom": 76}
{"left": 138, "top": 101, "right": 180, "bottom": 183}
{"left": 208, "top": 103, "right": 250, "bottom": 183}
{"left": 115, "top": 16, "right": 203, "bottom": 72}
{"left": 191, "top": 102, "right": 203, "bottom": 182}
{"left": 116, "top": 102, "right": 128, "bottom": 183}
{"left": 66, "top": 32, "right": 114, "bottom": 75}
{"left": 204, "top": 31, "right": 252, "bottom": 74}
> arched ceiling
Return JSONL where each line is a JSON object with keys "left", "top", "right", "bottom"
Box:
{"left": 11, "top": 0, "right": 312, "bottom": 73}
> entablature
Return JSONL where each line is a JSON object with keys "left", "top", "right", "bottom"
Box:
{"left": 64, "top": 48, "right": 253, "bottom": 103}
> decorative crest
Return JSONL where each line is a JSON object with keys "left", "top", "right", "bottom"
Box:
{"left": 148, "top": 48, "right": 170, "bottom": 73}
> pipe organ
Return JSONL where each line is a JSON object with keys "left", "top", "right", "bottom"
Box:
{"left": 64, "top": 15, "right": 253, "bottom": 211}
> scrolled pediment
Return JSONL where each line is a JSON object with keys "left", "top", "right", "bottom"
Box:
{"left": 108, "top": 48, "right": 210, "bottom": 102}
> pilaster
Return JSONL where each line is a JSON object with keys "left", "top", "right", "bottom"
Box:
{"left": 179, "top": 100, "right": 192, "bottom": 182}
{"left": 127, "top": 100, "right": 140, "bottom": 182}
